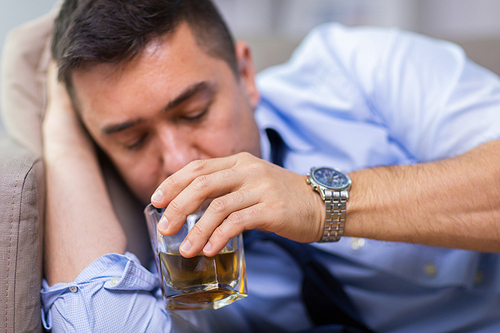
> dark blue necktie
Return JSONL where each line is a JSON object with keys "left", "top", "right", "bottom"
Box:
{"left": 243, "top": 129, "right": 374, "bottom": 333}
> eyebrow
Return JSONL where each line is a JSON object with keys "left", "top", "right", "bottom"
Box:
{"left": 101, "top": 81, "right": 212, "bottom": 135}
{"left": 165, "top": 81, "right": 211, "bottom": 112}
{"left": 102, "top": 118, "right": 146, "bottom": 135}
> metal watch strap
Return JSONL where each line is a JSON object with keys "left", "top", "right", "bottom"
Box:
{"left": 319, "top": 189, "right": 348, "bottom": 242}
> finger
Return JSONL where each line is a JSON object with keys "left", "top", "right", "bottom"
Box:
{"left": 178, "top": 189, "right": 259, "bottom": 257}
{"left": 201, "top": 204, "right": 268, "bottom": 257}
{"left": 151, "top": 156, "right": 238, "bottom": 207}
{"left": 157, "top": 166, "right": 245, "bottom": 236}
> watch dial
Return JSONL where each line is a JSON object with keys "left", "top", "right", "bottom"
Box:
{"left": 313, "top": 167, "right": 351, "bottom": 190}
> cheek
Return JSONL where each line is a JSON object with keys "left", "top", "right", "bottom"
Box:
{"left": 198, "top": 116, "right": 242, "bottom": 157}
{"left": 224, "top": 103, "right": 260, "bottom": 156}
{"left": 207, "top": 113, "right": 258, "bottom": 157}
{"left": 111, "top": 152, "right": 163, "bottom": 204}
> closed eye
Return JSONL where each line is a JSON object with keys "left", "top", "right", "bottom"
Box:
{"left": 181, "top": 105, "right": 210, "bottom": 123}
{"left": 124, "top": 134, "right": 148, "bottom": 151}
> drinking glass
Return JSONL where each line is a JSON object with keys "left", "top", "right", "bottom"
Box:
{"left": 144, "top": 204, "right": 248, "bottom": 310}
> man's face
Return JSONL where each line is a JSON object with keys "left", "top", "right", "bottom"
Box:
{"left": 72, "top": 23, "right": 261, "bottom": 204}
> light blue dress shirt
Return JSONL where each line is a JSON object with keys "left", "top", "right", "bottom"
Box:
{"left": 42, "top": 23, "right": 500, "bottom": 332}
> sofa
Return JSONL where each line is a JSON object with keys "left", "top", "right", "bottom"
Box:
{"left": 0, "top": 5, "right": 151, "bottom": 332}
{"left": 0, "top": 135, "right": 44, "bottom": 332}
{"left": 0, "top": 5, "right": 55, "bottom": 331}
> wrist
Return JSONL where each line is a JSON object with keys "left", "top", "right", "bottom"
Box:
{"left": 43, "top": 112, "right": 94, "bottom": 158}
{"left": 312, "top": 186, "right": 326, "bottom": 242}
{"left": 307, "top": 167, "right": 351, "bottom": 243}
{"left": 342, "top": 169, "right": 380, "bottom": 239}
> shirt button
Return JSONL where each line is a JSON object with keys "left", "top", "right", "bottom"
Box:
{"left": 475, "top": 271, "right": 484, "bottom": 284}
{"left": 68, "top": 286, "right": 78, "bottom": 293}
{"left": 350, "top": 238, "right": 365, "bottom": 250}
{"left": 109, "top": 276, "right": 121, "bottom": 286}
{"left": 424, "top": 263, "right": 438, "bottom": 277}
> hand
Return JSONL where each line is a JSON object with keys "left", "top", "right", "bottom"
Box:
{"left": 43, "top": 61, "right": 93, "bottom": 157}
{"left": 151, "top": 152, "right": 325, "bottom": 258}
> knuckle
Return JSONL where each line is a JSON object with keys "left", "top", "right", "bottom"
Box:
{"left": 258, "top": 179, "right": 273, "bottom": 193}
{"left": 214, "top": 226, "right": 228, "bottom": 239}
{"left": 239, "top": 151, "right": 252, "bottom": 160}
{"left": 270, "top": 200, "right": 286, "bottom": 215}
{"left": 247, "top": 160, "right": 266, "bottom": 174}
{"left": 227, "top": 210, "right": 244, "bottom": 225}
{"left": 233, "top": 190, "right": 246, "bottom": 204}
{"left": 214, "top": 223, "right": 240, "bottom": 243}
{"left": 235, "top": 152, "right": 255, "bottom": 166}
{"left": 220, "top": 168, "right": 233, "bottom": 179}
{"left": 164, "top": 175, "right": 178, "bottom": 189}
{"left": 190, "top": 223, "right": 206, "bottom": 238}
{"left": 167, "top": 200, "right": 183, "bottom": 215}
{"left": 187, "top": 159, "right": 205, "bottom": 173}
{"left": 192, "top": 175, "right": 210, "bottom": 190}
{"left": 235, "top": 151, "right": 248, "bottom": 158}
{"left": 216, "top": 219, "right": 244, "bottom": 242}
{"left": 210, "top": 198, "right": 227, "bottom": 214}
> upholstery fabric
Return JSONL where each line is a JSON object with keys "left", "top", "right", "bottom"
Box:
{"left": 0, "top": 135, "right": 44, "bottom": 332}
{"left": 0, "top": 8, "right": 56, "bottom": 158}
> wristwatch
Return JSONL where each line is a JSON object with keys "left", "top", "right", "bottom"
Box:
{"left": 307, "top": 167, "right": 352, "bottom": 242}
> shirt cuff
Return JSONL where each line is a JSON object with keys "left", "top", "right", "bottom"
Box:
{"left": 41, "top": 252, "right": 160, "bottom": 329}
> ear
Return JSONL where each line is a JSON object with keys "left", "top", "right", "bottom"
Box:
{"left": 235, "top": 41, "right": 260, "bottom": 110}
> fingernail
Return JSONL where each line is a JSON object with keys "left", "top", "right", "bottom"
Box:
{"left": 180, "top": 240, "right": 192, "bottom": 253}
{"left": 203, "top": 242, "right": 212, "bottom": 253}
{"left": 151, "top": 189, "right": 163, "bottom": 203}
{"left": 158, "top": 216, "right": 169, "bottom": 231}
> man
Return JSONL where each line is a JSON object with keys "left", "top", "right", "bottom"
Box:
{"left": 42, "top": 0, "right": 500, "bottom": 332}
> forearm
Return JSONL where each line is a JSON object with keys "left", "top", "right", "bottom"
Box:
{"left": 44, "top": 136, "right": 127, "bottom": 285}
{"left": 345, "top": 139, "right": 500, "bottom": 252}
{"left": 43, "top": 63, "right": 127, "bottom": 285}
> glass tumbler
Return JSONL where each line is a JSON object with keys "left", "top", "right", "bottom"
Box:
{"left": 144, "top": 204, "right": 247, "bottom": 310}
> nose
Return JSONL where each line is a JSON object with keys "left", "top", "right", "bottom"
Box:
{"left": 158, "top": 126, "right": 198, "bottom": 175}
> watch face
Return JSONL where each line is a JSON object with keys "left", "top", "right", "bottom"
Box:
{"left": 312, "top": 167, "right": 351, "bottom": 190}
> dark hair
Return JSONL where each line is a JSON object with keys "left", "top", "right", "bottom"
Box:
{"left": 51, "top": 0, "right": 238, "bottom": 97}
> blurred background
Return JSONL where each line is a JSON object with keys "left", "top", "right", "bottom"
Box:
{"left": 2, "top": 0, "right": 500, "bottom": 133}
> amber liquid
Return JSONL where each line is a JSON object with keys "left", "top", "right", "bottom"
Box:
{"left": 159, "top": 250, "right": 245, "bottom": 309}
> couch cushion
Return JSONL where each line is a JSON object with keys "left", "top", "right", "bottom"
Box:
{"left": 0, "top": 8, "right": 56, "bottom": 158}
{"left": 0, "top": 135, "right": 44, "bottom": 332}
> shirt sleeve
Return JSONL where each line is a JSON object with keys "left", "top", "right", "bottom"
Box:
{"left": 257, "top": 23, "right": 500, "bottom": 166}
{"left": 41, "top": 252, "right": 205, "bottom": 333}
{"left": 316, "top": 24, "right": 500, "bottom": 161}
{"left": 366, "top": 28, "right": 500, "bottom": 161}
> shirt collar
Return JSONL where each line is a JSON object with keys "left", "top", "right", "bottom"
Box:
{"left": 255, "top": 99, "right": 314, "bottom": 158}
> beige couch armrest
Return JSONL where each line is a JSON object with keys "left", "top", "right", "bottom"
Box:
{"left": 0, "top": 135, "right": 44, "bottom": 332}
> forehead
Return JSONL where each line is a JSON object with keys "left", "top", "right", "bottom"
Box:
{"left": 73, "top": 22, "right": 209, "bottom": 94}
{"left": 71, "top": 22, "right": 232, "bottom": 122}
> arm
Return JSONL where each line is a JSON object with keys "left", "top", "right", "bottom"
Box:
{"left": 43, "top": 62, "right": 127, "bottom": 285}
{"left": 152, "top": 140, "right": 500, "bottom": 257}
{"left": 347, "top": 139, "right": 500, "bottom": 252}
